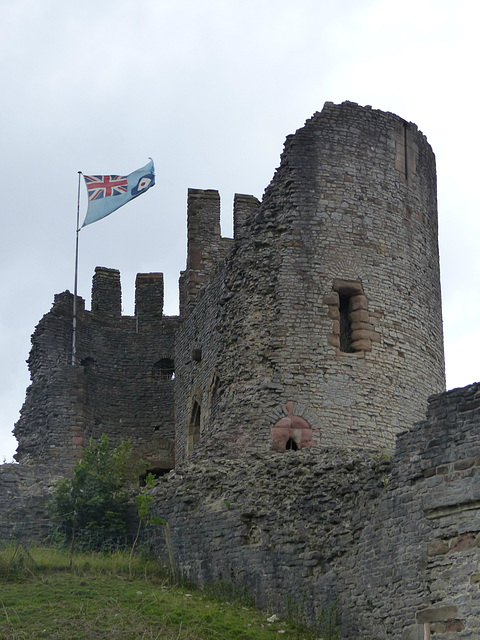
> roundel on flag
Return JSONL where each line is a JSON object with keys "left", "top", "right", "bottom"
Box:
{"left": 132, "top": 173, "right": 155, "bottom": 196}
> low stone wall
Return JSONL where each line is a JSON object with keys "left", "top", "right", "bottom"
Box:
{"left": 0, "top": 464, "right": 62, "bottom": 542}
{"left": 150, "top": 449, "right": 390, "bottom": 636}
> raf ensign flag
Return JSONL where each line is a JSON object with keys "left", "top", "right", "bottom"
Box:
{"left": 81, "top": 159, "right": 155, "bottom": 227}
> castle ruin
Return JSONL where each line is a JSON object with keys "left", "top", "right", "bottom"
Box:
{"left": 2, "top": 101, "right": 480, "bottom": 639}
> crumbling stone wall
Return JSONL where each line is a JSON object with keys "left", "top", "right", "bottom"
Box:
{"left": 14, "top": 267, "right": 180, "bottom": 474}
{"left": 150, "top": 448, "right": 390, "bottom": 629}
{"left": 0, "top": 464, "right": 63, "bottom": 541}
{"left": 332, "top": 382, "right": 480, "bottom": 639}
{"left": 4, "top": 101, "right": 473, "bottom": 638}
{"left": 175, "top": 101, "right": 445, "bottom": 461}
{"left": 151, "top": 382, "right": 480, "bottom": 639}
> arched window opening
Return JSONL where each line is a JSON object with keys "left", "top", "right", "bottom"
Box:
{"left": 285, "top": 438, "right": 298, "bottom": 451}
{"left": 187, "top": 401, "right": 201, "bottom": 455}
{"left": 153, "top": 358, "right": 175, "bottom": 381}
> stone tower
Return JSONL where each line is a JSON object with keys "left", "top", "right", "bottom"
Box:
{"left": 14, "top": 268, "right": 180, "bottom": 474}
{"left": 175, "top": 101, "right": 445, "bottom": 458}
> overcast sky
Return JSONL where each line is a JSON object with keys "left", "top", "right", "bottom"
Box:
{"left": 1, "top": 0, "right": 478, "bottom": 461}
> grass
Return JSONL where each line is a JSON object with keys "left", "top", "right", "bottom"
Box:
{"left": 0, "top": 545, "right": 319, "bottom": 640}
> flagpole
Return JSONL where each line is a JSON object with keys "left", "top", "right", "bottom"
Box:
{"left": 72, "top": 171, "right": 82, "bottom": 365}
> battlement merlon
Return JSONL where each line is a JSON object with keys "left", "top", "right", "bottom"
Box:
{"left": 181, "top": 189, "right": 260, "bottom": 312}
{"left": 90, "top": 266, "right": 166, "bottom": 319}
{"left": 135, "top": 272, "right": 164, "bottom": 318}
{"left": 91, "top": 267, "right": 121, "bottom": 317}
{"left": 233, "top": 193, "right": 260, "bottom": 241}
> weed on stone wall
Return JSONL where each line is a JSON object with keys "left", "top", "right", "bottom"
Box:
{"left": 286, "top": 592, "right": 340, "bottom": 640}
{"left": 316, "top": 601, "right": 340, "bottom": 640}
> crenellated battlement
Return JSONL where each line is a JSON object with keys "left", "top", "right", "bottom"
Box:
{"left": 14, "top": 266, "right": 180, "bottom": 471}
{"left": 87, "top": 266, "right": 166, "bottom": 320}
{"left": 179, "top": 189, "right": 259, "bottom": 313}
{"left": 233, "top": 193, "right": 260, "bottom": 241}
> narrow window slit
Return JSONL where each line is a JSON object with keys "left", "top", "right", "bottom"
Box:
{"left": 339, "top": 294, "right": 352, "bottom": 353}
{"left": 187, "top": 401, "right": 201, "bottom": 455}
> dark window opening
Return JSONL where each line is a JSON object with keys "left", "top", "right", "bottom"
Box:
{"left": 188, "top": 401, "right": 201, "bottom": 455}
{"left": 339, "top": 294, "right": 352, "bottom": 353}
{"left": 153, "top": 358, "right": 175, "bottom": 381}
{"left": 139, "top": 467, "right": 171, "bottom": 486}
{"left": 81, "top": 357, "right": 96, "bottom": 370}
{"left": 286, "top": 438, "right": 298, "bottom": 451}
{"left": 192, "top": 348, "right": 202, "bottom": 362}
{"left": 210, "top": 374, "right": 220, "bottom": 398}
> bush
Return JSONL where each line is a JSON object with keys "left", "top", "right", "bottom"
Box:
{"left": 47, "top": 435, "right": 132, "bottom": 549}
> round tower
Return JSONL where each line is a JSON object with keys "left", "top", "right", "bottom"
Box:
{"left": 176, "top": 101, "right": 445, "bottom": 457}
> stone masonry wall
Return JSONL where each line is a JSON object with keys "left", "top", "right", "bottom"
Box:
{"left": 151, "top": 382, "right": 480, "bottom": 640}
{"left": 335, "top": 382, "right": 480, "bottom": 639}
{"left": 175, "top": 101, "right": 445, "bottom": 461}
{"left": 150, "top": 448, "right": 390, "bottom": 636}
{"left": 14, "top": 268, "right": 180, "bottom": 474}
{"left": 0, "top": 464, "right": 64, "bottom": 542}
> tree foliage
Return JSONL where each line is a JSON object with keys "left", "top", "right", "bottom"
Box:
{"left": 47, "top": 435, "right": 132, "bottom": 549}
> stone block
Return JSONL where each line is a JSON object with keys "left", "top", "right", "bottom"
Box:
{"left": 351, "top": 329, "right": 374, "bottom": 342}
{"left": 350, "top": 321, "right": 374, "bottom": 333}
{"left": 351, "top": 339, "right": 371, "bottom": 352}
{"left": 449, "top": 532, "right": 476, "bottom": 552}
{"left": 427, "top": 539, "right": 448, "bottom": 556}
{"left": 350, "top": 309, "right": 370, "bottom": 323}
{"left": 454, "top": 457, "right": 474, "bottom": 471}
{"left": 416, "top": 605, "right": 458, "bottom": 624}
{"left": 402, "top": 624, "right": 425, "bottom": 640}
{"left": 328, "top": 334, "right": 340, "bottom": 348}
{"left": 328, "top": 308, "right": 340, "bottom": 320}
{"left": 323, "top": 292, "right": 339, "bottom": 305}
{"left": 446, "top": 619, "right": 465, "bottom": 632}
{"left": 349, "top": 294, "right": 368, "bottom": 311}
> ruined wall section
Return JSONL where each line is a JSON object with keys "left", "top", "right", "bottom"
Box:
{"left": 14, "top": 268, "right": 180, "bottom": 472}
{"left": 175, "top": 191, "right": 261, "bottom": 459}
{"left": 0, "top": 463, "right": 64, "bottom": 541}
{"left": 150, "top": 449, "right": 389, "bottom": 637}
{"left": 175, "top": 102, "right": 445, "bottom": 460}
{"left": 153, "top": 383, "right": 480, "bottom": 640}
{"left": 13, "top": 291, "right": 86, "bottom": 468}
{"left": 338, "top": 382, "right": 480, "bottom": 639}
{"left": 175, "top": 275, "right": 225, "bottom": 459}
{"left": 179, "top": 189, "right": 235, "bottom": 315}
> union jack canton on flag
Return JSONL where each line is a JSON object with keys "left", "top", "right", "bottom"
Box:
{"left": 81, "top": 159, "right": 155, "bottom": 227}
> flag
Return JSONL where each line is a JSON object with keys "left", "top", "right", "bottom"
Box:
{"left": 81, "top": 159, "right": 155, "bottom": 228}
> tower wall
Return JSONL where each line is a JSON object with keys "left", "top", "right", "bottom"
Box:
{"left": 14, "top": 269, "right": 180, "bottom": 473}
{"left": 179, "top": 189, "right": 234, "bottom": 315}
{"left": 175, "top": 101, "right": 445, "bottom": 459}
